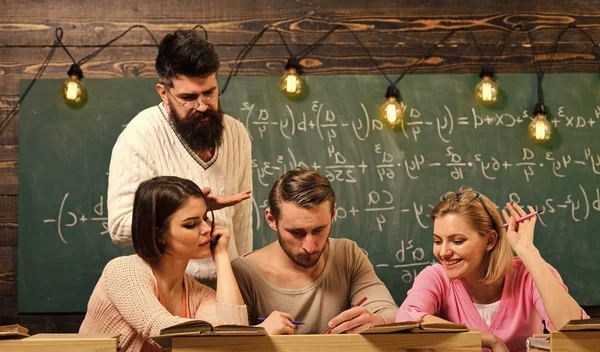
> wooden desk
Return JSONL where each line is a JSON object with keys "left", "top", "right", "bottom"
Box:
{"left": 170, "top": 332, "right": 482, "bottom": 352}
{"left": 0, "top": 333, "right": 119, "bottom": 352}
{"left": 550, "top": 331, "right": 600, "bottom": 352}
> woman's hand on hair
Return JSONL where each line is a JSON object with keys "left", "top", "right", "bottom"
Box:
{"left": 501, "top": 203, "right": 538, "bottom": 256}
{"left": 202, "top": 187, "right": 251, "bottom": 211}
{"left": 209, "top": 223, "right": 231, "bottom": 260}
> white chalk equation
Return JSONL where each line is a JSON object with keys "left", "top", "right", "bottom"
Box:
{"left": 241, "top": 101, "right": 600, "bottom": 143}
{"left": 253, "top": 146, "right": 600, "bottom": 186}
{"left": 251, "top": 184, "right": 600, "bottom": 233}
{"left": 370, "top": 240, "right": 433, "bottom": 284}
{"left": 42, "top": 193, "right": 109, "bottom": 244}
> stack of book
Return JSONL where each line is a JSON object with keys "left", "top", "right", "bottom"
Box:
{"left": 526, "top": 318, "right": 600, "bottom": 351}
{"left": 0, "top": 324, "right": 29, "bottom": 339}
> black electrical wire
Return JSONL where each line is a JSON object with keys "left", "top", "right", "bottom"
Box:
{"left": 222, "top": 23, "right": 395, "bottom": 93}
{"left": 526, "top": 29, "right": 546, "bottom": 104}
{"left": 393, "top": 27, "right": 486, "bottom": 86}
{"left": 193, "top": 25, "right": 208, "bottom": 40}
{"left": 0, "top": 25, "right": 161, "bottom": 137}
{"left": 78, "top": 25, "right": 158, "bottom": 65}
{"left": 221, "top": 24, "right": 294, "bottom": 94}
{"left": 0, "top": 28, "right": 62, "bottom": 136}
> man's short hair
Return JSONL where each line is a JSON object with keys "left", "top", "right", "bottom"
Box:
{"left": 268, "top": 167, "right": 336, "bottom": 221}
{"left": 155, "top": 29, "right": 220, "bottom": 87}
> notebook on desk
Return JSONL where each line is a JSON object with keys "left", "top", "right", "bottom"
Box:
{"left": 152, "top": 320, "right": 266, "bottom": 349}
{"left": 559, "top": 318, "right": 600, "bottom": 331}
{"left": 359, "top": 321, "right": 468, "bottom": 334}
{"left": 158, "top": 320, "right": 266, "bottom": 336}
{"left": 0, "top": 324, "right": 29, "bottom": 339}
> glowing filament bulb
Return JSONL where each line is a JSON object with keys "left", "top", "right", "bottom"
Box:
{"left": 474, "top": 76, "right": 499, "bottom": 105}
{"left": 379, "top": 97, "right": 404, "bottom": 127}
{"left": 385, "top": 104, "right": 398, "bottom": 123}
{"left": 61, "top": 74, "right": 87, "bottom": 108}
{"left": 66, "top": 80, "right": 80, "bottom": 100}
{"left": 286, "top": 74, "right": 298, "bottom": 93}
{"left": 279, "top": 67, "right": 304, "bottom": 99}
{"left": 528, "top": 113, "right": 552, "bottom": 142}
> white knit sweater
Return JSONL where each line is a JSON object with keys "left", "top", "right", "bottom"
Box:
{"left": 107, "top": 103, "right": 253, "bottom": 280}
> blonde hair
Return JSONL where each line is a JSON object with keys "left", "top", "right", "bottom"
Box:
{"left": 431, "top": 188, "right": 513, "bottom": 285}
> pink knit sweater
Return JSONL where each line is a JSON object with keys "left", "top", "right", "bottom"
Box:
{"left": 79, "top": 255, "right": 248, "bottom": 352}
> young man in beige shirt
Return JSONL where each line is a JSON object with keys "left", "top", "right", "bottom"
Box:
{"left": 232, "top": 168, "right": 398, "bottom": 335}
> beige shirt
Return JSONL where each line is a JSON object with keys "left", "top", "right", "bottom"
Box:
{"left": 232, "top": 238, "right": 398, "bottom": 334}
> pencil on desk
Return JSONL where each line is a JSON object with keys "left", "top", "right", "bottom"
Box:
{"left": 321, "top": 296, "right": 368, "bottom": 334}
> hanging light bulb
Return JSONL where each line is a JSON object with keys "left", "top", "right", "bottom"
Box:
{"left": 528, "top": 102, "right": 552, "bottom": 142}
{"left": 474, "top": 64, "right": 499, "bottom": 105}
{"left": 61, "top": 63, "right": 87, "bottom": 108}
{"left": 379, "top": 85, "right": 405, "bottom": 129}
{"left": 279, "top": 58, "right": 304, "bottom": 99}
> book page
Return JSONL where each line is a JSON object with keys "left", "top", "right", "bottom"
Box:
{"left": 360, "top": 321, "right": 420, "bottom": 334}
{"left": 212, "top": 325, "right": 267, "bottom": 336}
{"left": 560, "top": 318, "right": 600, "bottom": 331}
{"left": 412, "top": 322, "right": 469, "bottom": 333}
{"left": 159, "top": 320, "right": 213, "bottom": 335}
{"left": 24, "top": 333, "right": 120, "bottom": 340}
{"left": 0, "top": 324, "right": 28, "bottom": 334}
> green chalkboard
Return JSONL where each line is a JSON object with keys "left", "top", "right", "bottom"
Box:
{"left": 18, "top": 74, "right": 600, "bottom": 313}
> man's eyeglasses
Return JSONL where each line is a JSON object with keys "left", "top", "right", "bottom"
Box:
{"left": 164, "top": 86, "right": 222, "bottom": 110}
{"left": 439, "top": 191, "right": 498, "bottom": 230}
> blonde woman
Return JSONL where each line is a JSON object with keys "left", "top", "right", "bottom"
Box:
{"left": 396, "top": 189, "right": 588, "bottom": 352}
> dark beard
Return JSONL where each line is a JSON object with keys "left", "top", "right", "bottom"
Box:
{"left": 277, "top": 232, "right": 329, "bottom": 268}
{"left": 169, "top": 106, "right": 224, "bottom": 153}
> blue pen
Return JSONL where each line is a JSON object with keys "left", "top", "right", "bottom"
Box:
{"left": 258, "top": 317, "right": 304, "bottom": 325}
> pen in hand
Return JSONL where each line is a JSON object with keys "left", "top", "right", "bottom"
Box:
{"left": 257, "top": 317, "right": 304, "bottom": 325}
{"left": 322, "top": 296, "right": 368, "bottom": 334}
{"left": 501, "top": 210, "right": 544, "bottom": 228}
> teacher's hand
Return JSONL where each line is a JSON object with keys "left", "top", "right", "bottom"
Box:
{"left": 202, "top": 187, "right": 251, "bottom": 211}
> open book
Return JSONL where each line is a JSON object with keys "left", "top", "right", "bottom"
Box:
{"left": 158, "top": 320, "right": 266, "bottom": 336}
{"left": 360, "top": 321, "right": 468, "bottom": 334}
{"left": 559, "top": 318, "right": 600, "bottom": 331}
{"left": 0, "top": 324, "right": 29, "bottom": 339}
{"left": 152, "top": 320, "right": 266, "bottom": 348}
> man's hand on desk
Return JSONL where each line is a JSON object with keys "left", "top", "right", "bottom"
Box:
{"left": 257, "top": 311, "right": 296, "bottom": 335}
{"left": 325, "top": 306, "right": 385, "bottom": 334}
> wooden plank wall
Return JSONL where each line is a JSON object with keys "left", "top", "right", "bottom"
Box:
{"left": 1, "top": 0, "right": 600, "bottom": 333}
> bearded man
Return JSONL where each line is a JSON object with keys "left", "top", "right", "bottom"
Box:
{"left": 107, "top": 29, "right": 252, "bottom": 284}
{"left": 232, "top": 168, "right": 398, "bottom": 335}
